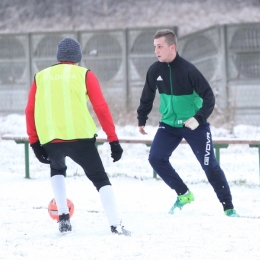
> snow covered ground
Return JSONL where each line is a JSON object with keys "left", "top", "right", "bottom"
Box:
{"left": 0, "top": 114, "right": 260, "bottom": 260}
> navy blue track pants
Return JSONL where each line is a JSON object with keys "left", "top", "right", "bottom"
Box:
{"left": 149, "top": 122, "right": 233, "bottom": 210}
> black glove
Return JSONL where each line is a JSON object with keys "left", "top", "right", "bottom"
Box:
{"left": 109, "top": 141, "right": 123, "bottom": 162}
{"left": 30, "top": 141, "right": 51, "bottom": 164}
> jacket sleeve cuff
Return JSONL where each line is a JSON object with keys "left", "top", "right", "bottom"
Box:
{"left": 194, "top": 115, "right": 203, "bottom": 124}
{"left": 138, "top": 119, "right": 146, "bottom": 127}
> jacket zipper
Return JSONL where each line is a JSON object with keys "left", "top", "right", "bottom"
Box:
{"left": 168, "top": 64, "right": 175, "bottom": 125}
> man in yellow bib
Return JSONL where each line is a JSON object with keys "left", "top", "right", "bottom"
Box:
{"left": 25, "top": 37, "right": 130, "bottom": 236}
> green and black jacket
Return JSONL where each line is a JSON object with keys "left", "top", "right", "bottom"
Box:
{"left": 137, "top": 53, "right": 215, "bottom": 127}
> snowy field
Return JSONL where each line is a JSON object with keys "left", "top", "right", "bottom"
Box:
{"left": 0, "top": 114, "right": 260, "bottom": 260}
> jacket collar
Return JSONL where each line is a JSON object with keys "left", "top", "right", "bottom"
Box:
{"left": 168, "top": 52, "right": 180, "bottom": 66}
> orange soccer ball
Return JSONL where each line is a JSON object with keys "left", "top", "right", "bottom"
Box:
{"left": 48, "top": 198, "right": 75, "bottom": 220}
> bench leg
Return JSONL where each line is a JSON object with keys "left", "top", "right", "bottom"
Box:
{"left": 24, "top": 142, "right": 30, "bottom": 178}
{"left": 249, "top": 144, "right": 260, "bottom": 185}
{"left": 15, "top": 141, "right": 30, "bottom": 179}
{"left": 153, "top": 169, "right": 157, "bottom": 178}
{"left": 145, "top": 144, "right": 158, "bottom": 178}
{"left": 214, "top": 144, "right": 229, "bottom": 164}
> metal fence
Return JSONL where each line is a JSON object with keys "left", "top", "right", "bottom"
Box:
{"left": 178, "top": 22, "right": 260, "bottom": 126}
{"left": 0, "top": 23, "right": 260, "bottom": 126}
{"left": 0, "top": 26, "right": 177, "bottom": 125}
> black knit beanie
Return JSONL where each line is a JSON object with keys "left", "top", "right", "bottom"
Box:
{"left": 57, "top": 37, "right": 82, "bottom": 63}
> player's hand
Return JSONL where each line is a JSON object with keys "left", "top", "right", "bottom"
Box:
{"left": 184, "top": 117, "right": 199, "bottom": 130}
{"left": 109, "top": 141, "right": 123, "bottom": 162}
{"left": 30, "top": 141, "right": 51, "bottom": 164}
{"left": 139, "top": 126, "right": 147, "bottom": 135}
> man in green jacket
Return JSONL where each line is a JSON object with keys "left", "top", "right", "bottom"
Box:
{"left": 137, "top": 29, "right": 239, "bottom": 217}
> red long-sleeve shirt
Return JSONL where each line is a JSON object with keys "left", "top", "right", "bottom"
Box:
{"left": 25, "top": 65, "right": 118, "bottom": 144}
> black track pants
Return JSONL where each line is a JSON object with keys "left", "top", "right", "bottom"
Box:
{"left": 43, "top": 138, "right": 111, "bottom": 191}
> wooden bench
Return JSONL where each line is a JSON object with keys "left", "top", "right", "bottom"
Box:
{"left": 2, "top": 134, "right": 260, "bottom": 184}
